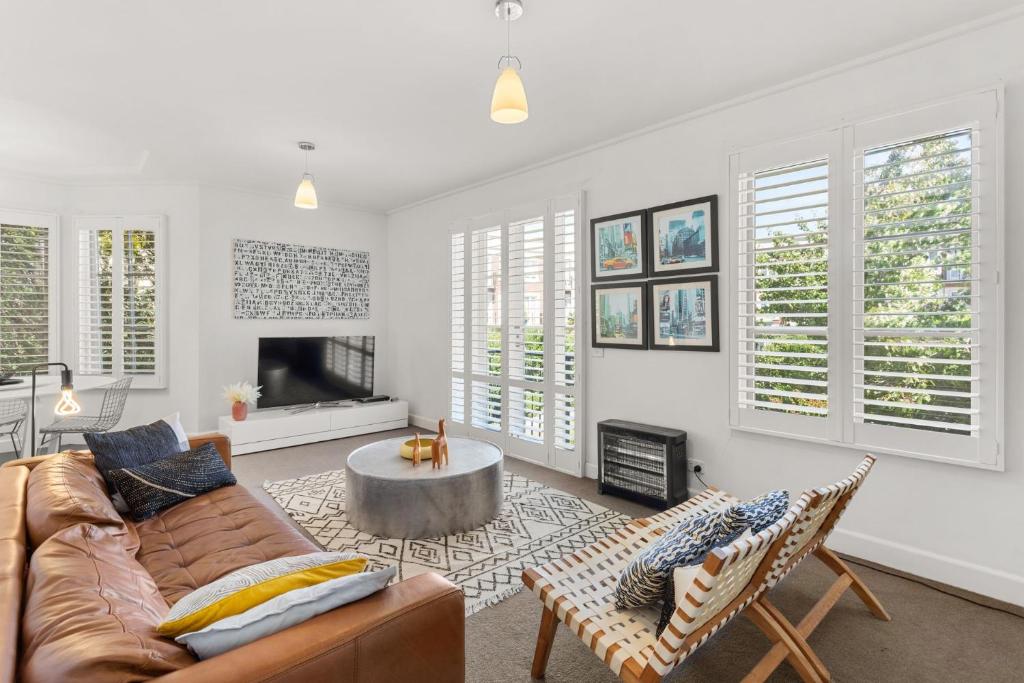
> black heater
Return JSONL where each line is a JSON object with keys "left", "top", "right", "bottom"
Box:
{"left": 597, "top": 420, "right": 688, "bottom": 509}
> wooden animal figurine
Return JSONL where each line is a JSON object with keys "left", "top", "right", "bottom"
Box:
{"left": 411, "top": 433, "right": 422, "bottom": 467}
{"left": 431, "top": 418, "right": 449, "bottom": 469}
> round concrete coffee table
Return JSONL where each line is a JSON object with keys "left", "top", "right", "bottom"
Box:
{"left": 346, "top": 436, "right": 503, "bottom": 539}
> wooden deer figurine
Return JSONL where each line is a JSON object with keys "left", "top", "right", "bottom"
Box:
{"left": 411, "top": 433, "right": 422, "bottom": 467}
{"left": 431, "top": 418, "right": 449, "bottom": 469}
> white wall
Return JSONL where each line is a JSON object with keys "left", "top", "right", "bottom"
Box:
{"left": 386, "top": 18, "right": 1024, "bottom": 604}
{"left": 0, "top": 179, "right": 389, "bottom": 434}
{"left": 195, "top": 187, "right": 389, "bottom": 429}
{"left": 0, "top": 177, "right": 202, "bottom": 429}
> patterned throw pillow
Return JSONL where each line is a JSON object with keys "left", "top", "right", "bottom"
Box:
{"left": 107, "top": 443, "right": 237, "bottom": 522}
{"left": 86, "top": 419, "right": 183, "bottom": 494}
{"left": 614, "top": 509, "right": 730, "bottom": 610}
{"left": 721, "top": 490, "right": 789, "bottom": 537}
{"left": 176, "top": 565, "right": 396, "bottom": 659}
{"left": 655, "top": 529, "right": 753, "bottom": 635}
{"left": 158, "top": 552, "right": 369, "bottom": 637}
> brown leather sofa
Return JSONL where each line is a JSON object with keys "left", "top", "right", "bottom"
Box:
{"left": 0, "top": 434, "right": 465, "bottom": 683}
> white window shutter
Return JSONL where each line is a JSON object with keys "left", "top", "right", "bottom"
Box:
{"left": 470, "top": 225, "right": 503, "bottom": 431}
{"left": 731, "top": 89, "right": 1002, "bottom": 469}
{"left": 449, "top": 231, "right": 466, "bottom": 423}
{"left": 0, "top": 212, "right": 57, "bottom": 373}
{"left": 75, "top": 215, "right": 166, "bottom": 389}
{"left": 449, "top": 194, "right": 584, "bottom": 474}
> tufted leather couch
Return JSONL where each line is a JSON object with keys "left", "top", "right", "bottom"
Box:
{"left": 0, "top": 434, "right": 465, "bottom": 683}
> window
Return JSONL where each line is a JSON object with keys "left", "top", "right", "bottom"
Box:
{"left": 450, "top": 195, "right": 583, "bottom": 474}
{"left": 75, "top": 215, "right": 166, "bottom": 388}
{"left": 0, "top": 211, "right": 58, "bottom": 373}
{"left": 731, "top": 90, "right": 1002, "bottom": 469}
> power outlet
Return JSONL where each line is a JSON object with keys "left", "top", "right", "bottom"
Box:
{"left": 687, "top": 459, "right": 705, "bottom": 474}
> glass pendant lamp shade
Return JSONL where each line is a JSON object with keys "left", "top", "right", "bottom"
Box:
{"left": 294, "top": 173, "right": 318, "bottom": 209}
{"left": 490, "top": 66, "right": 528, "bottom": 124}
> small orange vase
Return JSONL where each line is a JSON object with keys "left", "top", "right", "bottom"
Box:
{"left": 232, "top": 401, "right": 248, "bottom": 421}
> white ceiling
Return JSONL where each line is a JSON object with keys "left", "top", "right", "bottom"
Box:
{"left": 0, "top": 0, "right": 1019, "bottom": 211}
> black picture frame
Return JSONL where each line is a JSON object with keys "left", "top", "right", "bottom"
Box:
{"left": 590, "top": 210, "right": 648, "bottom": 282}
{"left": 591, "top": 283, "right": 648, "bottom": 350}
{"left": 646, "top": 275, "right": 719, "bottom": 352}
{"left": 645, "top": 194, "right": 719, "bottom": 278}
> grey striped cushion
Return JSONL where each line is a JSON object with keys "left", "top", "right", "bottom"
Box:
{"left": 107, "top": 443, "right": 236, "bottom": 521}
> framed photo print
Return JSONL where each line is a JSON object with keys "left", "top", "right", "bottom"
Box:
{"left": 647, "top": 195, "right": 718, "bottom": 276}
{"left": 591, "top": 210, "right": 647, "bottom": 281}
{"left": 591, "top": 283, "right": 647, "bottom": 350}
{"left": 647, "top": 275, "right": 719, "bottom": 351}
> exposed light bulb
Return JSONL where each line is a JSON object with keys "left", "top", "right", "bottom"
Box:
{"left": 54, "top": 387, "right": 81, "bottom": 416}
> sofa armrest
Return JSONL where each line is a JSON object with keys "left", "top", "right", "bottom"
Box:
{"left": 156, "top": 573, "right": 464, "bottom": 683}
{"left": 187, "top": 433, "right": 232, "bottom": 470}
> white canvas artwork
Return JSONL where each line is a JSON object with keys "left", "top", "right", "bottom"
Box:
{"left": 233, "top": 238, "right": 370, "bottom": 319}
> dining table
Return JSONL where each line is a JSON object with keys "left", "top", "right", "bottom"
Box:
{"left": 0, "top": 374, "right": 119, "bottom": 457}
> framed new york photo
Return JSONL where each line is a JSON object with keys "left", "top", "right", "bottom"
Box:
{"left": 591, "top": 283, "right": 647, "bottom": 350}
{"left": 591, "top": 210, "right": 647, "bottom": 281}
{"left": 647, "top": 195, "right": 718, "bottom": 276}
{"left": 647, "top": 275, "right": 719, "bottom": 351}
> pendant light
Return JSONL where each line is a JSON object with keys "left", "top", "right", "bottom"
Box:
{"left": 294, "top": 141, "right": 318, "bottom": 209}
{"left": 490, "top": 0, "right": 528, "bottom": 124}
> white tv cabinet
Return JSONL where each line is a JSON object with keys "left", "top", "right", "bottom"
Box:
{"left": 217, "top": 400, "right": 409, "bottom": 455}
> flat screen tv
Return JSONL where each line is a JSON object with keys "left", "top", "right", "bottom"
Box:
{"left": 257, "top": 336, "right": 375, "bottom": 409}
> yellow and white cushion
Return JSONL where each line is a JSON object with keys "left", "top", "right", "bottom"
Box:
{"left": 158, "top": 551, "right": 367, "bottom": 637}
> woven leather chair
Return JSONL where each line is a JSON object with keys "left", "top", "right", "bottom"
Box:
{"left": 523, "top": 456, "right": 886, "bottom": 683}
{"left": 36, "top": 376, "right": 132, "bottom": 453}
{"left": 0, "top": 400, "right": 27, "bottom": 456}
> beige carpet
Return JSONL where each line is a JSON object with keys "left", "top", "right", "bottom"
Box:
{"left": 262, "top": 467, "right": 628, "bottom": 615}
{"left": 233, "top": 428, "right": 1024, "bottom": 682}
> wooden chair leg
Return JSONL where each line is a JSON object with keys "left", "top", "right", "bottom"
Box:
{"left": 530, "top": 605, "right": 559, "bottom": 679}
{"left": 814, "top": 546, "right": 891, "bottom": 621}
{"left": 743, "top": 601, "right": 824, "bottom": 683}
{"left": 757, "top": 597, "right": 830, "bottom": 682}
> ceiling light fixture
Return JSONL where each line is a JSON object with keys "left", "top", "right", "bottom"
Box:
{"left": 490, "top": 0, "right": 528, "bottom": 124}
{"left": 294, "top": 141, "right": 318, "bottom": 209}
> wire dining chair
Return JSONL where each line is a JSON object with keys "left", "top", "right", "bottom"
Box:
{"left": 36, "top": 376, "right": 133, "bottom": 454}
{"left": 0, "top": 400, "right": 27, "bottom": 457}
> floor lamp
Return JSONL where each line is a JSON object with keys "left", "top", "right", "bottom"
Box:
{"left": 29, "top": 363, "right": 81, "bottom": 456}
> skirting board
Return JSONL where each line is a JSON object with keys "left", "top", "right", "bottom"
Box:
{"left": 829, "top": 528, "right": 1024, "bottom": 607}
{"left": 410, "top": 413, "right": 437, "bottom": 431}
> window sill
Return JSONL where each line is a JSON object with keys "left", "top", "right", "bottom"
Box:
{"left": 728, "top": 424, "right": 1002, "bottom": 472}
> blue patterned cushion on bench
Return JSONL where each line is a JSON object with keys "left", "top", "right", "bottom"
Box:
{"left": 107, "top": 443, "right": 237, "bottom": 522}
{"left": 722, "top": 489, "right": 789, "bottom": 536}
{"left": 614, "top": 509, "right": 733, "bottom": 610}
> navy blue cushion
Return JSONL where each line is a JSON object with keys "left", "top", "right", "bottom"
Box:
{"left": 722, "top": 490, "right": 789, "bottom": 536}
{"left": 106, "top": 443, "right": 237, "bottom": 522}
{"left": 614, "top": 509, "right": 730, "bottom": 610}
{"left": 85, "top": 419, "right": 182, "bottom": 494}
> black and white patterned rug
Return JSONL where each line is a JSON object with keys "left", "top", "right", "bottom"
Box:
{"left": 263, "top": 469, "right": 629, "bottom": 615}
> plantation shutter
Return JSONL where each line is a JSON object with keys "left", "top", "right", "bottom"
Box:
{"left": 75, "top": 216, "right": 166, "bottom": 389}
{"left": 0, "top": 212, "right": 58, "bottom": 373}
{"left": 732, "top": 132, "right": 839, "bottom": 441}
{"left": 850, "top": 89, "right": 999, "bottom": 466}
{"left": 507, "top": 214, "right": 545, "bottom": 445}
{"left": 450, "top": 194, "right": 584, "bottom": 474}
{"left": 470, "top": 224, "right": 503, "bottom": 432}
{"left": 551, "top": 200, "right": 581, "bottom": 472}
{"left": 449, "top": 232, "right": 466, "bottom": 423}
{"left": 731, "top": 89, "right": 1001, "bottom": 468}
